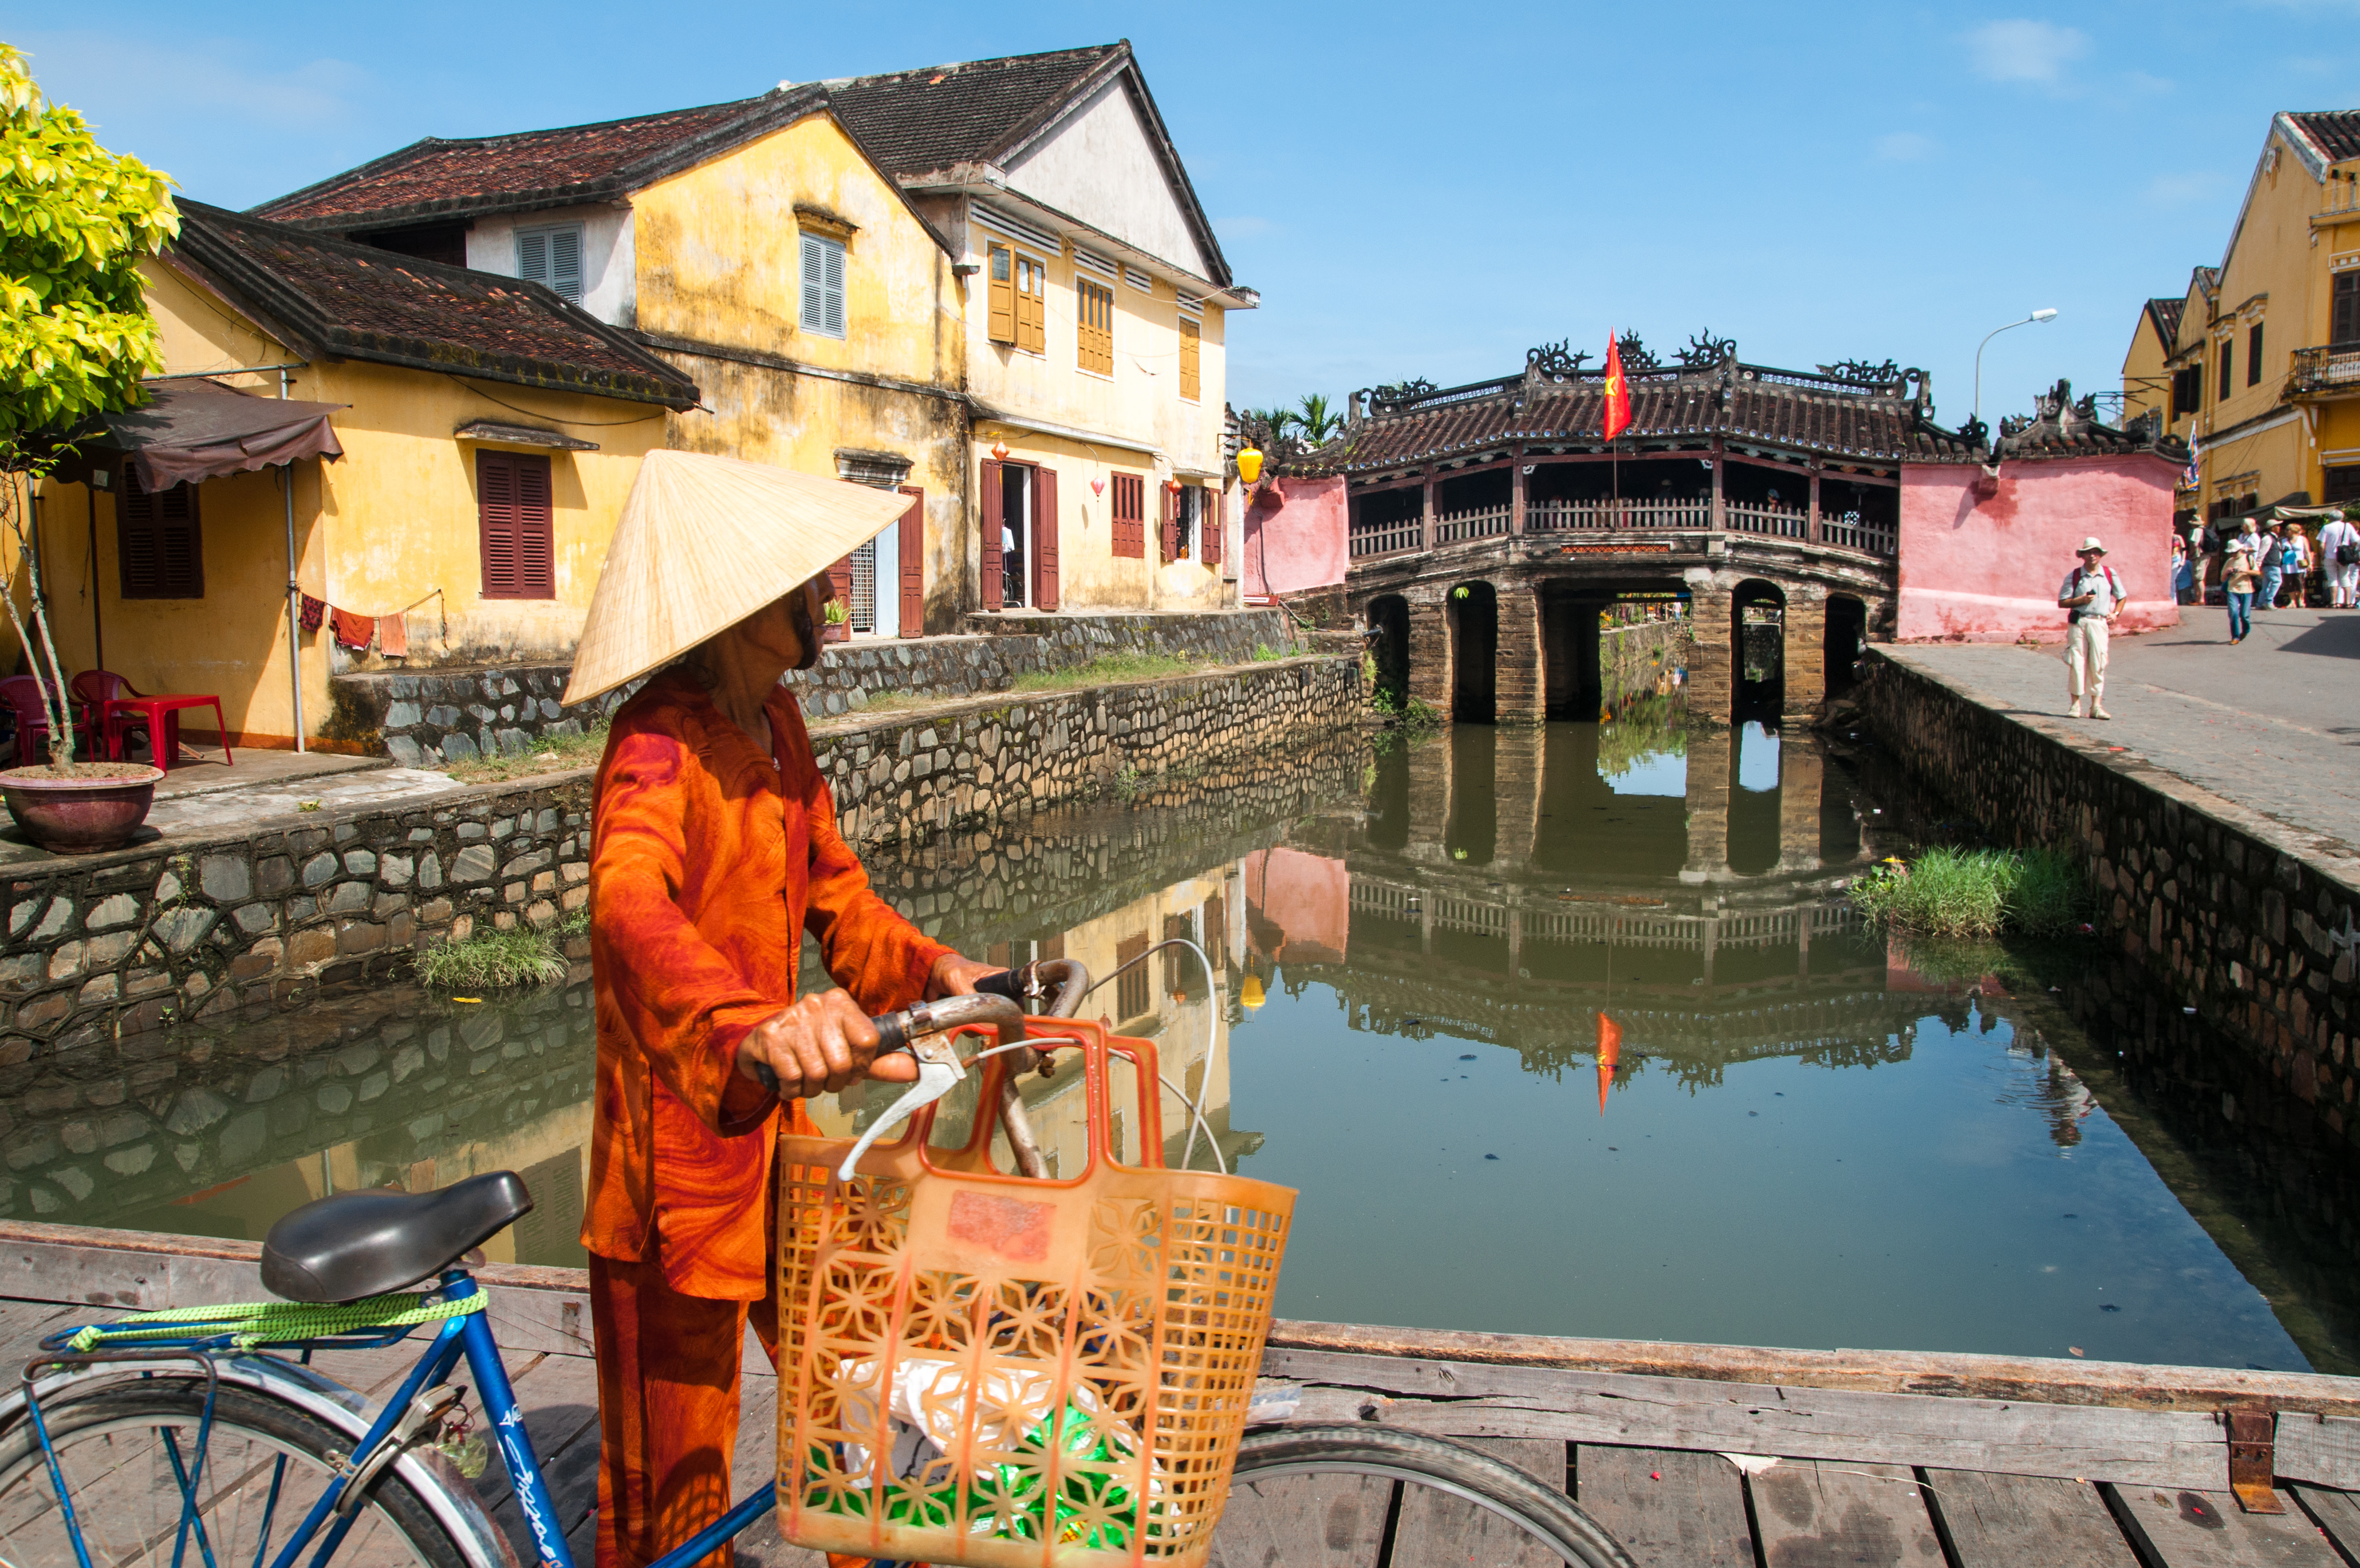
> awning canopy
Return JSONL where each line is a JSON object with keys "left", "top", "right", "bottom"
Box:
{"left": 57, "top": 379, "right": 345, "bottom": 490}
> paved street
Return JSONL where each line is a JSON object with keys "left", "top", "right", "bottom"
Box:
{"left": 1882, "top": 608, "right": 2360, "bottom": 857}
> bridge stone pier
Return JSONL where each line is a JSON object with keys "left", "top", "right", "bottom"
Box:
{"left": 1335, "top": 344, "right": 1959, "bottom": 725}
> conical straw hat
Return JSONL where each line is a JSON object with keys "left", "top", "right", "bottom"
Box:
{"left": 565, "top": 449, "right": 913, "bottom": 706}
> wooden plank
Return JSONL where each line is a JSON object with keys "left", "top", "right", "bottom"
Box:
{"left": 2106, "top": 1483, "right": 2345, "bottom": 1566}
{"left": 1747, "top": 1460, "right": 1941, "bottom": 1567}
{"left": 1273, "top": 1354, "right": 2226, "bottom": 1489}
{"left": 0, "top": 1298, "right": 77, "bottom": 1369}
{"left": 1574, "top": 1445, "right": 1752, "bottom": 1568}
{"left": 2279, "top": 1413, "right": 2360, "bottom": 1491}
{"left": 1921, "top": 1468, "right": 2138, "bottom": 1567}
{"left": 1266, "top": 1320, "right": 2360, "bottom": 1419}
{"left": 1206, "top": 1472, "right": 1390, "bottom": 1568}
{"left": 1387, "top": 1436, "right": 1565, "bottom": 1568}
{"left": 2291, "top": 1485, "right": 2360, "bottom": 1562}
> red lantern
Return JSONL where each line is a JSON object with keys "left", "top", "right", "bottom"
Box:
{"left": 1090, "top": 478, "right": 1106, "bottom": 497}
{"left": 1166, "top": 478, "right": 1183, "bottom": 494}
{"left": 990, "top": 439, "right": 1010, "bottom": 462}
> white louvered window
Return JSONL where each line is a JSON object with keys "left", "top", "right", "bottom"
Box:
{"left": 516, "top": 224, "right": 584, "bottom": 302}
{"left": 801, "top": 232, "right": 848, "bottom": 338}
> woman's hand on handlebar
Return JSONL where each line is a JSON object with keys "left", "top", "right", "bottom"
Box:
{"left": 925, "top": 951, "right": 1004, "bottom": 1001}
{"left": 737, "top": 991, "right": 919, "bottom": 1098}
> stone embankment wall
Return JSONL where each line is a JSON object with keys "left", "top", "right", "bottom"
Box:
{"left": 1858, "top": 651, "right": 2359, "bottom": 1264}
{"left": 1, "top": 655, "right": 1359, "bottom": 1061}
{"left": 329, "top": 609, "right": 1294, "bottom": 768}
{"left": 1602, "top": 618, "right": 1691, "bottom": 709}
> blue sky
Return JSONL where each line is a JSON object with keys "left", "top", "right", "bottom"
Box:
{"left": 14, "top": 2, "right": 2355, "bottom": 428}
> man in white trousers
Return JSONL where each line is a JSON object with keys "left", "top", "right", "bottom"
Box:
{"left": 2322, "top": 510, "right": 2360, "bottom": 609}
{"left": 2056, "top": 535, "right": 2127, "bottom": 720}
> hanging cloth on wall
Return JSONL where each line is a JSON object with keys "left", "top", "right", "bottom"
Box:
{"left": 376, "top": 613, "right": 408, "bottom": 659}
{"left": 328, "top": 605, "right": 375, "bottom": 652}
{"left": 299, "top": 594, "right": 325, "bottom": 633}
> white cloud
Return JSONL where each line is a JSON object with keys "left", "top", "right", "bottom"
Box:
{"left": 1966, "top": 19, "right": 2091, "bottom": 88}
{"left": 1875, "top": 132, "right": 1935, "bottom": 162}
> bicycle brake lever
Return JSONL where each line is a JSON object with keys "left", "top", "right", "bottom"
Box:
{"left": 837, "top": 1047, "right": 963, "bottom": 1181}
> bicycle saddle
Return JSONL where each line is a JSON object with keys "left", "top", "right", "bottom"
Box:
{"left": 261, "top": 1171, "right": 534, "bottom": 1303}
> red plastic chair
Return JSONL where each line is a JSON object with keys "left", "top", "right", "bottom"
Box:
{"left": 0, "top": 675, "right": 70, "bottom": 766}
{"left": 69, "top": 670, "right": 149, "bottom": 762}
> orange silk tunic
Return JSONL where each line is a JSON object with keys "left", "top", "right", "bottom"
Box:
{"left": 582, "top": 669, "right": 950, "bottom": 1298}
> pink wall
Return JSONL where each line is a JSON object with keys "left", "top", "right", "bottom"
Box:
{"left": 1242, "top": 847, "right": 1348, "bottom": 965}
{"left": 1896, "top": 454, "right": 2181, "bottom": 643}
{"left": 1240, "top": 476, "right": 1348, "bottom": 598}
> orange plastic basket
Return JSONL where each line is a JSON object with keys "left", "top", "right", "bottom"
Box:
{"left": 775, "top": 1017, "right": 1295, "bottom": 1568}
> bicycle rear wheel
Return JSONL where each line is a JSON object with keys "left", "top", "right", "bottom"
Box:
{"left": 0, "top": 1378, "right": 470, "bottom": 1567}
{"left": 1214, "top": 1424, "right": 1636, "bottom": 1568}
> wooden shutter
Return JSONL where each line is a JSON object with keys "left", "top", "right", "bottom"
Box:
{"left": 1178, "top": 316, "right": 1201, "bottom": 401}
{"left": 1078, "top": 279, "right": 1113, "bottom": 375}
{"left": 980, "top": 458, "right": 1004, "bottom": 610}
{"left": 2248, "top": 322, "right": 2263, "bottom": 387}
{"left": 1115, "top": 932, "right": 1150, "bottom": 1022}
{"left": 987, "top": 245, "right": 1016, "bottom": 345}
{"left": 1110, "top": 474, "right": 1143, "bottom": 560}
{"left": 1203, "top": 484, "right": 1222, "bottom": 565}
{"left": 1017, "top": 255, "right": 1046, "bottom": 353}
{"left": 2219, "top": 344, "right": 2232, "bottom": 400}
{"left": 1033, "top": 467, "right": 1059, "bottom": 611}
{"left": 549, "top": 227, "right": 582, "bottom": 301}
{"left": 117, "top": 463, "right": 203, "bottom": 599}
{"left": 479, "top": 451, "right": 554, "bottom": 599}
{"left": 897, "top": 485, "right": 925, "bottom": 635}
{"left": 518, "top": 230, "right": 547, "bottom": 287}
{"left": 822, "top": 237, "right": 846, "bottom": 337}
{"left": 2337, "top": 274, "right": 2360, "bottom": 347}
{"left": 1160, "top": 482, "right": 1178, "bottom": 564}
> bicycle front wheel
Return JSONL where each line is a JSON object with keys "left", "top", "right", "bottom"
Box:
{"left": 1214, "top": 1424, "right": 1637, "bottom": 1568}
{"left": 0, "top": 1378, "right": 471, "bottom": 1568}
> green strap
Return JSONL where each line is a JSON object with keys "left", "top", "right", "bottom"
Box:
{"left": 66, "top": 1289, "right": 488, "bottom": 1353}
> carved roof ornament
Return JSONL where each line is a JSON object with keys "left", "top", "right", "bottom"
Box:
{"left": 1677, "top": 332, "right": 1737, "bottom": 370}
{"left": 1364, "top": 377, "right": 1437, "bottom": 412}
{"left": 1616, "top": 332, "right": 1660, "bottom": 373}
{"left": 1525, "top": 340, "right": 1593, "bottom": 380}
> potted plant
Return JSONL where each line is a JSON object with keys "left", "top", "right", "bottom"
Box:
{"left": 821, "top": 594, "right": 851, "bottom": 644}
{"left": 0, "top": 45, "right": 179, "bottom": 853}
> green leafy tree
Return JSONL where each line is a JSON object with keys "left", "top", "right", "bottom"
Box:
{"left": 1244, "top": 405, "right": 1297, "bottom": 443}
{"left": 1293, "top": 392, "right": 1343, "bottom": 444}
{"left": 0, "top": 43, "right": 177, "bottom": 770}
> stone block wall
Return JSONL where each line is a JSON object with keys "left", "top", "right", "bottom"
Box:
{"left": 2, "top": 655, "right": 1361, "bottom": 1060}
{"left": 1859, "top": 651, "right": 2360, "bottom": 1265}
{"left": 328, "top": 609, "right": 1294, "bottom": 767}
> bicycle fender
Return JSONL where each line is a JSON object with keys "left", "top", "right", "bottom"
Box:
{"left": 0, "top": 1353, "right": 524, "bottom": 1568}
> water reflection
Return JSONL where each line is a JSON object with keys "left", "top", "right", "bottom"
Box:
{"left": 3, "top": 722, "right": 2332, "bottom": 1371}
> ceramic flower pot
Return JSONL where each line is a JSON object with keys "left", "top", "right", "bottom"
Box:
{"left": 1, "top": 766, "right": 164, "bottom": 854}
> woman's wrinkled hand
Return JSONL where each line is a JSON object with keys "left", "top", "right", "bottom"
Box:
{"left": 736, "top": 991, "right": 918, "bottom": 1098}
{"left": 925, "top": 950, "right": 1004, "bottom": 1000}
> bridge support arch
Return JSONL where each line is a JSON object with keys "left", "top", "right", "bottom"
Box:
{"left": 1368, "top": 594, "right": 1411, "bottom": 710}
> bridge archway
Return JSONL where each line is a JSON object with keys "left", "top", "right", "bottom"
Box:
{"left": 1826, "top": 594, "right": 1868, "bottom": 694}
{"left": 1368, "top": 594, "right": 1411, "bottom": 711}
{"left": 1732, "top": 579, "right": 1787, "bottom": 717}
{"left": 1448, "top": 580, "right": 1498, "bottom": 723}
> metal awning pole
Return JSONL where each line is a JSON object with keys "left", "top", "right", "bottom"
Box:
{"left": 281, "top": 368, "right": 305, "bottom": 753}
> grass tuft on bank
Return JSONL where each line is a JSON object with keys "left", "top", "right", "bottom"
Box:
{"left": 442, "top": 723, "right": 610, "bottom": 784}
{"left": 1846, "top": 847, "right": 2090, "bottom": 939}
{"left": 1010, "top": 652, "right": 1201, "bottom": 694}
{"left": 416, "top": 911, "right": 586, "bottom": 991}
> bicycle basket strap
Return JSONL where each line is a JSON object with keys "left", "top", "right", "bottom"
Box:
{"left": 65, "top": 1289, "right": 487, "bottom": 1353}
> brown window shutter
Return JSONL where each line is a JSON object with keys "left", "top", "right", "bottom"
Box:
{"left": 1179, "top": 316, "right": 1200, "bottom": 401}
{"left": 517, "top": 453, "right": 554, "bottom": 598}
{"left": 1203, "top": 485, "right": 1222, "bottom": 565}
{"left": 117, "top": 463, "right": 204, "bottom": 599}
{"left": 897, "top": 485, "right": 925, "bottom": 635}
{"left": 1033, "top": 467, "right": 1059, "bottom": 611}
{"left": 1160, "top": 482, "right": 1177, "bottom": 564}
{"left": 980, "top": 458, "right": 1004, "bottom": 610}
{"left": 478, "top": 451, "right": 518, "bottom": 596}
{"left": 987, "top": 245, "right": 1015, "bottom": 345}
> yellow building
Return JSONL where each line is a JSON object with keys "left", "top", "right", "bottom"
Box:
{"left": 2123, "top": 112, "right": 2360, "bottom": 527}
{"left": 831, "top": 45, "right": 1258, "bottom": 612}
{"left": 25, "top": 202, "right": 694, "bottom": 750}
{"left": 255, "top": 86, "right": 972, "bottom": 637}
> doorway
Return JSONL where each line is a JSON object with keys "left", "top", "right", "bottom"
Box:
{"left": 999, "top": 463, "right": 1031, "bottom": 609}
{"left": 1448, "top": 581, "right": 1497, "bottom": 724}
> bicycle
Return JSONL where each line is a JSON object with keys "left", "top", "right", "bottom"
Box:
{"left": 0, "top": 970, "right": 1636, "bottom": 1568}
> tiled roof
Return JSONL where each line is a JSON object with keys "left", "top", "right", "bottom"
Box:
{"left": 828, "top": 45, "right": 1125, "bottom": 178}
{"left": 1324, "top": 364, "right": 1982, "bottom": 474}
{"left": 252, "top": 92, "right": 815, "bottom": 229}
{"left": 2145, "top": 297, "right": 2185, "bottom": 352}
{"left": 1994, "top": 379, "right": 2186, "bottom": 460}
{"left": 2287, "top": 111, "right": 2360, "bottom": 164}
{"left": 169, "top": 202, "right": 700, "bottom": 408}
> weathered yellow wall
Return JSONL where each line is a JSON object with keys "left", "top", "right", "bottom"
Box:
{"left": 633, "top": 113, "right": 972, "bottom": 629}
{"left": 2120, "top": 311, "right": 2171, "bottom": 428}
{"left": 979, "top": 431, "right": 1224, "bottom": 610}
{"left": 21, "top": 261, "right": 664, "bottom": 747}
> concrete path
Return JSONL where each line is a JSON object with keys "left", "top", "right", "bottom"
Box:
{"left": 1882, "top": 609, "right": 2360, "bottom": 857}
{"left": 0, "top": 765, "right": 469, "bottom": 865}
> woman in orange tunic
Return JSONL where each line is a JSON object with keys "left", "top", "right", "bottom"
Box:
{"left": 585, "top": 561, "right": 992, "bottom": 1568}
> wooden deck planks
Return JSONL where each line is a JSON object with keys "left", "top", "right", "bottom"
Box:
{"left": 1921, "top": 1467, "right": 2139, "bottom": 1567}
{"left": 1386, "top": 1436, "right": 1567, "bottom": 1568}
{"left": 1746, "top": 1460, "right": 1944, "bottom": 1567}
{"left": 2106, "top": 1484, "right": 2346, "bottom": 1567}
{"left": 1207, "top": 1473, "right": 1392, "bottom": 1568}
{"left": 2290, "top": 1484, "right": 2360, "bottom": 1561}
{"left": 1574, "top": 1445, "right": 1754, "bottom": 1568}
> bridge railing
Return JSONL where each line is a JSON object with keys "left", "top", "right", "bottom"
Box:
{"left": 1527, "top": 499, "right": 1712, "bottom": 532}
{"left": 1349, "top": 514, "right": 1423, "bottom": 560}
{"left": 1722, "top": 502, "right": 1810, "bottom": 541}
{"left": 1820, "top": 512, "right": 1897, "bottom": 557}
{"left": 1349, "top": 501, "right": 1897, "bottom": 562}
{"left": 1434, "top": 504, "right": 1512, "bottom": 545}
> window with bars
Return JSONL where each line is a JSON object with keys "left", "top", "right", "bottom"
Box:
{"left": 517, "top": 224, "right": 584, "bottom": 302}
{"left": 1110, "top": 472, "right": 1145, "bottom": 558}
{"left": 1078, "top": 277, "right": 1114, "bottom": 375}
{"left": 801, "top": 232, "right": 847, "bottom": 338}
{"left": 478, "top": 450, "right": 555, "bottom": 599}
{"left": 118, "top": 463, "right": 202, "bottom": 599}
{"left": 847, "top": 537, "right": 877, "bottom": 633}
{"left": 1179, "top": 314, "right": 1200, "bottom": 401}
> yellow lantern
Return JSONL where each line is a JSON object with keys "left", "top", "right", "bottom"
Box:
{"left": 1240, "top": 974, "right": 1267, "bottom": 1010}
{"left": 1236, "top": 446, "right": 1264, "bottom": 486}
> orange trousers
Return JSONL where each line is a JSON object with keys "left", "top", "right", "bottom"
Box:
{"left": 590, "top": 1254, "right": 918, "bottom": 1568}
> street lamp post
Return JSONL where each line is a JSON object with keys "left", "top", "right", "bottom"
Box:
{"left": 1973, "top": 309, "right": 2060, "bottom": 432}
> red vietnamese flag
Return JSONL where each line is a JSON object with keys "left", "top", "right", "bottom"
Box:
{"left": 1595, "top": 1011, "right": 1622, "bottom": 1117}
{"left": 1601, "top": 331, "right": 1632, "bottom": 443}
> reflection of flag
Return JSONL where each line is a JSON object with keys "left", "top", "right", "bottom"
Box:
{"left": 1602, "top": 333, "right": 1632, "bottom": 443}
{"left": 1595, "top": 1011, "right": 1622, "bottom": 1117}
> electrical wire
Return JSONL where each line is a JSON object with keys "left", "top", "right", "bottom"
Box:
{"left": 446, "top": 375, "right": 673, "bottom": 427}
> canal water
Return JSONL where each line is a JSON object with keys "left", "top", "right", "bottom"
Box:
{"left": 11, "top": 716, "right": 2345, "bottom": 1374}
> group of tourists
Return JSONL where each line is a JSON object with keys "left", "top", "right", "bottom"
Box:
{"left": 2171, "top": 513, "right": 2360, "bottom": 634}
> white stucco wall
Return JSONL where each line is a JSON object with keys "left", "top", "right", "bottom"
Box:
{"left": 1002, "top": 81, "right": 1210, "bottom": 280}
{"left": 465, "top": 203, "right": 636, "bottom": 328}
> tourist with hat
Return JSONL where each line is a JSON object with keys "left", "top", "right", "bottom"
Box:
{"left": 564, "top": 449, "right": 992, "bottom": 1568}
{"left": 2056, "top": 535, "right": 2127, "bottom": 720}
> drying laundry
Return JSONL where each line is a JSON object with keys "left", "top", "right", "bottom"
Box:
{"left": 298, "top": 594, "right": 325, "bottom": 633}
{"left": 328, "top": 606, "right": 375, "bottom": 652}
{"left": 376, "top": 613, "right": 408, "bottom": 659}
